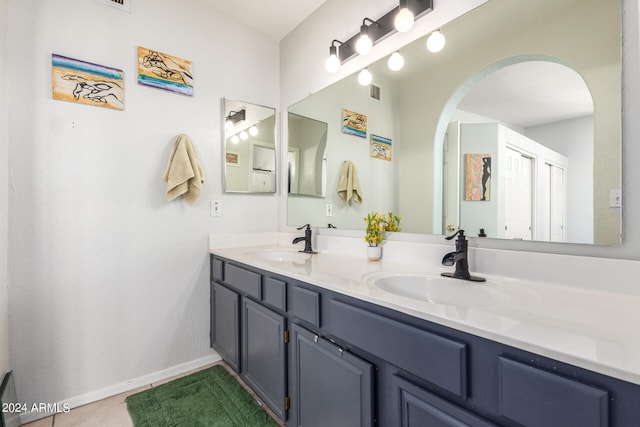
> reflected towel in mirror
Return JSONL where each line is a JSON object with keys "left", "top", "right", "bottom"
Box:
{"left": 337, "top": 160, "right": 362, "bottom": 205}
{"left": 163, "top": 134, "right": 204, "bottom": 206}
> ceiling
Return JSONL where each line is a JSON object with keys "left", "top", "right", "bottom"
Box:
{"left": 207, "top": 0, "right": 327, "bottom": 41}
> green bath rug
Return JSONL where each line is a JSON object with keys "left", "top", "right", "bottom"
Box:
{"left": 126, "top": 364, "right": 279, "bottom": 427}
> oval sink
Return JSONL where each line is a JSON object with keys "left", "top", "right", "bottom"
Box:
{"left": 251, "top": 248, "right": 312, "bottom": 262}
{"left": 368, "top": 273, "right": 503, "bottom": 308}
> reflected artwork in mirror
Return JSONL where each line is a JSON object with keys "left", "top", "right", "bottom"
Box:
{"left": 287, "top": 0, "right": 621, "bottom": 246}
{"left": 223, "top": 98, "right": 276, "bottom": 193}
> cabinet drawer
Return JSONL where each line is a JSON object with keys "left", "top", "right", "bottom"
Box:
{"left": 225, "top": 263, "right": 262, "bottom": 299}
{"left": 327, "top": 299, "right": 467, "bottom": 398}
{"left": 263, "top": 277, "right": 287, "bottom": 312}
{"left": 498, "top": 357, "right": 609, "bottom": 427}
{"left": 291, "top": 285, "right": 320, "bottom": 327}
{"left": 392, "top": 375, "right": 497, "bottom": 427}
{"left": 211, "top": 257, "right": 224, "bottom": 282}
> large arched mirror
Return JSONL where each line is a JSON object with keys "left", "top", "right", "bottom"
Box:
{"left": 287, "top": 0, "right": 621, "bottom": 246}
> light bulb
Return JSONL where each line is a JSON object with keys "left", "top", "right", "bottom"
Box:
{"left": 358, "top": 68, "right": 372, "bottom": 86}
{"left": 356, "top": 24, "right": 373, "bottom": 55}
{"left": 325, "top": 45, "right": 340, "bottom": 73}
{"left": 394, "top": 8, "right": 414, "bottom": 33}
{"left": 239, "top": 131, "right": 248, "bottom": 140}
{"left": 426, "top": 30, "right": 446, "bottom": 53}
{"left": 388, "top": 51, "right": 404, "bottom": 71}
{"left": 325, "top": 54, "right": 340, "bottom": 73}
{"left": 249, "top": 125, "right": 258, "bottom": 136}
{"left": 225, "top": 119, "right": 234, "bottom": 131}
{"left": 231, "top": 135, "right": 240, "bottom": 144}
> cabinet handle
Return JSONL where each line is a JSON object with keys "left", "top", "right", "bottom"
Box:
{"left": 338, "top": 347, "right": 344, "bottom": 357}
{"left": 314, "top": 334, "right": 319, "bottom": 343}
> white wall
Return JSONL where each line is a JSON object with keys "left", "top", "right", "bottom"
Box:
{"left": 7, "top": 0, "right": 279, "bottom": 411}
{"left": 0, "top": 0, "right": 10, "bottom": 377}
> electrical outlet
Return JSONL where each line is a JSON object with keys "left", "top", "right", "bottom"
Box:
{"left": 211, "top": 200, "right": 222, "bottom": 217}
{"left": 326, "top": 204, "right": 333, "bottom": 217}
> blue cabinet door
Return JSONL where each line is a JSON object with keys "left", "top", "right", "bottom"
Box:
{"left": 291, "top": 324, "right": 374, "bottom": 427}
{"left": 210, "top": 282, "right": 240, "bottom": 372}
{"left": 242, "top": 298, "right": 287, "bottom": 421}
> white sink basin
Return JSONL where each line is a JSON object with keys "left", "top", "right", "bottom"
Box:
{"left": 251, "top": 248, "right": 312, "bottom": 262}
{"left": 367, "top": 273, "right": 503, "bottom": 308}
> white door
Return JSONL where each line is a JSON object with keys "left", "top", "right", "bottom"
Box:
{"left": 548, "top": 164, "right": 565, "bottom": 242}
{"left": 442, "top": 122, "right": 460, "bottom": 234}
{"left": 504, "top": 147, "right": 532, "bottom": 240}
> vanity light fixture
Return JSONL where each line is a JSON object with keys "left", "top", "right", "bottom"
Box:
{"left": 426, "top": 29, "right": 446, "bottom": 53}
{"left": 225, "top": 109, "right": 246, "bottom": 131}
{"left": 358, "top": 68, "right": 373, "bottom": 86}
{"left": 325, "top": 39, "right": 345, "bottom": 73}
{"left": 239, "top": 130, "right": 249, "bottom": 141}
{"left": 323, "top": 0, "right": 433, "bottom": 68}
{"left": 394, "top": 0, "right": 415, "bottom": 33}
{"left": 355, "top": 18, "right": 379, "bottom": 56}
{"left": 230, "top": 135, "right": 240, "bottom": 144}
{"left": 249, "top": 125, "right": 259, "bottom": 136}
{"left": 387, "top": 51, "right": 405, "bottom": 71}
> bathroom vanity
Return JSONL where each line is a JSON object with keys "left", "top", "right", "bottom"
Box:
{"left": 209, "top": 246, "right": 640, "bottom": 426}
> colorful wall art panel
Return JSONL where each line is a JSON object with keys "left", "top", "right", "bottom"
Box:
{"left": 370, "top": 134, "right": 392, "bottom": 161}
{"left": 52, "top": 54, "right": 124, "bottom": 110}
{"left": 342, "top": 109, "right": 367, "bottom": 138}
{"left": 465, "top": 154, "right": 492, "bottom": 201}
{"left": 137, "top": 47, "right": 193, "bottom": 96}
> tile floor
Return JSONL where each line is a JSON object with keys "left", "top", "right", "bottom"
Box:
{"left": 21, "top": 362, "right": 283, "bottom": 427}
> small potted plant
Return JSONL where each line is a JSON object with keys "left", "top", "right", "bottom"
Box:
{"left": 364, "top": 211, "right": 401, "bottom": 260}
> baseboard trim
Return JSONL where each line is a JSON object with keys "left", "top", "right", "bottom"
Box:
{"left": 19, "top": 353, "right": 222, "bottom": 424}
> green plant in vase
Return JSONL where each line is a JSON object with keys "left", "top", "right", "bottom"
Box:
{"left": 364, "top": 212, "right": 401, "bottom": 260}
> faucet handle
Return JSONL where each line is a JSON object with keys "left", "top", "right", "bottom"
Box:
{"left": 297, "top": 224, "right": 311, "bottom": 231}
{"left": 445, "top": 229, "right": 466, "bottom": 241}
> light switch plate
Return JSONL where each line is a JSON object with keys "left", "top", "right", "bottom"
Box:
{"left": 610, "top": 189, "right": 621, "bottom": 208}
{"left": 211, "top": 200, "right": 222, "bottom": 217}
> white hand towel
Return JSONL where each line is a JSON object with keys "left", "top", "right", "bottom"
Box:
{"left": 162, "top": 134, "right": 204, "bottom": 206}
{"left": 337, "top": 160, "right": 363, "bottom": 205}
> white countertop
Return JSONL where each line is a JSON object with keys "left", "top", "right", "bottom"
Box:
{"left": 210, "top": 241, "right": 640, "bottom": 386}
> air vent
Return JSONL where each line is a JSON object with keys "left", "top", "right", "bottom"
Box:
{"left": 94, "top": 0, "right": 131, "bottom": 12}
{"left": 369, "top": 84, "right": 381, "bottom": 101}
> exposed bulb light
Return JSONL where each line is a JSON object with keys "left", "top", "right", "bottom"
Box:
{"left": 249, "top": 125, "right": 258, "bottom": 136}
{"left": 387, "top": 51, "right": 404, "bottom": 71}
{"left": 231, "top": 135, "right": 240, "bottom": 144}
{"left": 394, "top": 6, "right": 414, "bottom": 33}
{"left": 325, "top": 48, "right": 341, "bottom": 73}
{"left": 239, "top": 130, "right": 248, "bottom": 140}
{"left": 355, "top": 23, "right": 373, "bottom": 55}
{"left": 358, "top": 68, "right": 373, "bottom": 86}
{"left": 225, "top": 119, "right": 234, "bottom": 131}
{"left": 426, "top": 30, "right": 446, "bottom": 53}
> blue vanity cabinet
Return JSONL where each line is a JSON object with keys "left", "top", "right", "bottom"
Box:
{"left": 290, "top": 323, "right": 374, "bottom": 427}
{"left": 209, "top": 255, "right": 640, "bottom": 426}
{"left": 210, "top": 281, "right": 240, "bottom": 372}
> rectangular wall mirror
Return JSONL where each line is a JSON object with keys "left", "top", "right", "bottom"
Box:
{"left": 223, "top": 98, "right": 276, "bottom": 193}
{"left": 287, "top": 0, "right": 621, "bottom": 246}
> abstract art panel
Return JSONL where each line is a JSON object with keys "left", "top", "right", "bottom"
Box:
{"left": 465, "top": 154, "right": 491, "bottom": 201}
{"left": 137, "top": 46, "right": 193, "bottom": 96}
{"left": 342, "top": 109, "right": 367, "bottom": 138}
{"left": 52, "top": 54, "right": 124, "bottom": 110}
{"left": 370, "top": 134, "right": 392, "bottom": 161}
